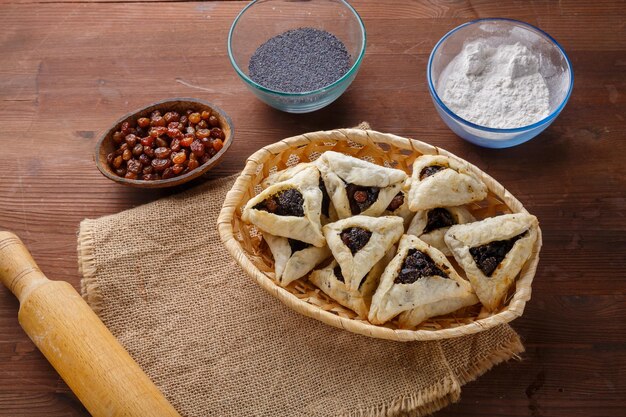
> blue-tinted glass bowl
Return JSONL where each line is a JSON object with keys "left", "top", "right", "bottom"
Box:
{"left": 428, "top": 19, "right": 574, "bottom": 148}
{"left": 228, "top": 0, "right": 366, "bottom": 114}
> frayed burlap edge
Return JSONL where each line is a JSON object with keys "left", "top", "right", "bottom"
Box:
{"left": 78, "top": 219, "right": 105, "bottom": 315}
{"left": 341, "top": 376, "right": 460, "bottom": 417}
{"left": 454, "top": 333, "right": 525, "bottom": 386}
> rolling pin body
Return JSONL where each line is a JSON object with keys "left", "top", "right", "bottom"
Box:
{"left": 0, "top": 232, "right": 181, "bottom": 417}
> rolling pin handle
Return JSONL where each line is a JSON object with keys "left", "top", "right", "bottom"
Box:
{"left": 0, "top": 231, "right": 48, "bottom": 302}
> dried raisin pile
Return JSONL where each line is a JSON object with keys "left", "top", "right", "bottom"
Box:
{"left": 107, "top": 108, "right": 226, "bottom": 180}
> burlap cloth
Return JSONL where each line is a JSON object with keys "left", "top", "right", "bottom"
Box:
{"left": 78, "top": 176, "right": 524, "bottom": 417}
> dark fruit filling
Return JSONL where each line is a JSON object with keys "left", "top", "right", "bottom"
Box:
{"left": 333, "top": 265, "right": 344, "bottom": 283}
{"left": 345, "top": 183, "right": 380, "bottom": 215}
{"left": 253, "top": 188, "right": 305, "bottom": 217}
{"left": 288, "top": 238, "right": 310, "bottom": 254}
{"left": 319, "top": 177, "right": 331, "bottom": 218}
{"left": 423, "top": 208, "right": 457, "bottom": 233}
{"left": 419, "top": 165, "right": 446, "bottom": 180}
{"left": 339, "top": 227, "right": 372, "bottom": 255}
{"left": 469, "top": 231, "right": 528, "bottom": 277}
{"left": 333, "top": 264, "right": 368, "bottom": 290}
{"left": 386, "top": 192, "right": 405, "bottom": 212}
{"left": 394, "top": 249, "right": 449, "bottom": 284}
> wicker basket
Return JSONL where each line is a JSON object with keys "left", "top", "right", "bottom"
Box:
{"left": 218, "top": 129, "right": 542, "bottom": 341}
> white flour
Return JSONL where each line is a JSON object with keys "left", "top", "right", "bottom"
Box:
{"left": 439, "top": 41, "right": 550, "bottom": 129}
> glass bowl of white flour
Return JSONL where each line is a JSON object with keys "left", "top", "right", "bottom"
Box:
{"left": 427, "top": 18, "right": 573, "bottom": 148}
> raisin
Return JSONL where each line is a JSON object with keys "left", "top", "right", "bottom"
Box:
{"left": 120, "top": 121, "right": 131, "bottom": 135}
{"left": 172, "top": 151, "right": 187, "bottom": 165}
{"left": 353, "top": 190, "right": 367, "bottom": 203}
{"left": 179, "top": 115, "right": 188, "bottom": 125}
{"left": 137, "top": 117, "right": 150, "bottom": 128}
{"left": 168, "top": 122, "right": 181, "bottom": 130}
{"left": 141, "top": 136, "right": 154, "bottom": 147}
{"left": 150, "top": 115, "right": 166, "bottom": 127}
{"left": 125, "top": 134, "right": 138, "bottom": 147}
{"left": 142, "top": 165, "right": 153, "bottom": 175}
{"left": 172, "top": 163, "right": 184, "bottom": 174}
{"left": 150, "top": 127, "right": 167, "bottom": 138}
{"left": 115, "top": 168, "right": 126, "bottom": 176}
{"left": 212, "top": 139, "right": 223, "bottom": 152}
{"left": 155, "top": 137, "right": 168, "bottom": 148}
{"left": 196, "top": 128, "right": 210, "bottom": 139}
{"left": 200, "top": 153, "right": 211, "bottom": 165}
{"left": 210, "top": 128, "right": 225, "bottom": 140}
{"left": 187, "top": 159, "right": 199, "bottom": 171}
{"left": 132, "top": 143, "right": 143, "bottom": 157}
{"left": 167, "top": 128, "right": 183, "bottom": 139}
{"left": 170, "top": 138, "right": 181, "bottom": 152}
{"left": 106, "top": 152, "right": 115, "bottom": 165}
{"left": 197, "top": 120, "right": 208, "bottom": 129}
{"left": 162, "top": 167, "right": 175, "bottom": 179}
{"left": 180, "top": 135, "right": 194, "bottom": 147}
{"left": 143, "top": 146, "right": 155, "bottom": 158}
{"left": 163, "top": 111, "right": 180, "bottom": 124}
{"left": 122, "top": 149, "right": 132, "bottom": 161}
{"left": 189, "top": 112, "right": 201, "bottom": 124}
{"left": 201, "top": 110, "right": 211, "bottom": 120}
{"left": 154, "top": 147, "right": 171, "bottom": 159}
{"left": 208, "top": 115, "right": 219, "bottom": 127}
{"left": 139, "top": 154, "right": 151, "bottom": 166}
{"left": 112, "top": 131, "right": 124, "bottom": 144}
{"left": 190, "top": 139, "right": 205, "bottom": 157}
{"left": 151, "top": 158, "right": 171, "bottom": 172}
{"left": 127, "top": 159, "right": 142, "bottom": 174}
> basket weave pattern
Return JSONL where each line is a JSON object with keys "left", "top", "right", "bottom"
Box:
{"left": 218, "top": 129, "right": 542, "bottom": 341}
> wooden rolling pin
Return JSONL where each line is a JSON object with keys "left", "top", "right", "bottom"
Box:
{"left": 0, "top": 231, "right": 181, "bottom": 417}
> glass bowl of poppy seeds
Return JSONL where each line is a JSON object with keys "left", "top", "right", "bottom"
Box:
{"left": 228, "top": 0, "right": 366, "bottom": 113}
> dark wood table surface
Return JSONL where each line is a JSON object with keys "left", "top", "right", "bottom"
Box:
{"left": 1, "top": 0, "right": 624, "bottom": 415}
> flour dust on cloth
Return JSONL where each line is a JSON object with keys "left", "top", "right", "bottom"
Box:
{"left": 79, "top": 175, "right": 523, "bottom": 417}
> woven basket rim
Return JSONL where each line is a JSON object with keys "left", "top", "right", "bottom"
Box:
{"left": 218, "top": 128, "right": 542, "bottom": 341}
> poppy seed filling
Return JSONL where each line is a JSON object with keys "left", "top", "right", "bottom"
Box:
{"left": 423, "top": 208, "right": 456, "bottom": 233}
{"left": 419, "top": 165, "right": 446, "bottom": 180}
{"left": 469, "top": 231, "right": 528, "bottom": 277}
{"left": 345, "top": 183, "right": 380, "bottom": 215}
{"left": 339, "top": 227, "right": 372, "bottom": 254}
{"left": 287, "top": 238, "right": 310, "bottom": 254}
{"left": 394, "top": 249, "right": 449, "bottom": 284}
{"left": 253, "top": 188, "right": 305, "bottom": 217}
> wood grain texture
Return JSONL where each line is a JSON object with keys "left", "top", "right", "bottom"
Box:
{"left": 0, "top": 0, "right": 624, "bottom": 416}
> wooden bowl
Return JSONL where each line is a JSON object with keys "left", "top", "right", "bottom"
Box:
{"left": 218, "top": 128, "right": 542, "bottom": 341}
{"left": 95, "top": 98, "right": 234, "bottom": 188}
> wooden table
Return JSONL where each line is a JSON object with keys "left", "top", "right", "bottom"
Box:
{"left": 1, "top": 0, "right": 624, "bottom": 415}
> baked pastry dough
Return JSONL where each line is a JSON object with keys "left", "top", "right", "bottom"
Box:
{"left": 309, "top": 248, "right": 394, "bottom": 318}
{"left": 408, "top": 155, "right": 487, "bottom": 211}
{"left": 368, "top": 235, "right": 478, "bottom": 326}
{"left": 406, "top": 206, "right": 475, "bottom": 255}
{"left": 263, "top": 163, "right": 337, "bottom": 224}
{"left": 317, "top": 151, "right": 408, "bottom": 219}
{"left": 323, "top": 215, "right": 404, "bottom": 291}
{"left": 263, "top": 233, "right": 331, "bottom": 287}
{"left": 382, "top": 178, "right": 415, "bottom": 228}
{"left": 444, "top": 213, "right": 538, "bottom": 311}
{"left": 242, "top": 165, "right": 325, "bottom": 247}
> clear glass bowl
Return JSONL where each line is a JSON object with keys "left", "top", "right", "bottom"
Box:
{"left": 228, "top": 0, "right": 366, "bottom": 113}
{"left": 428, "top": 18, "right": 574, "bottom": 148}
